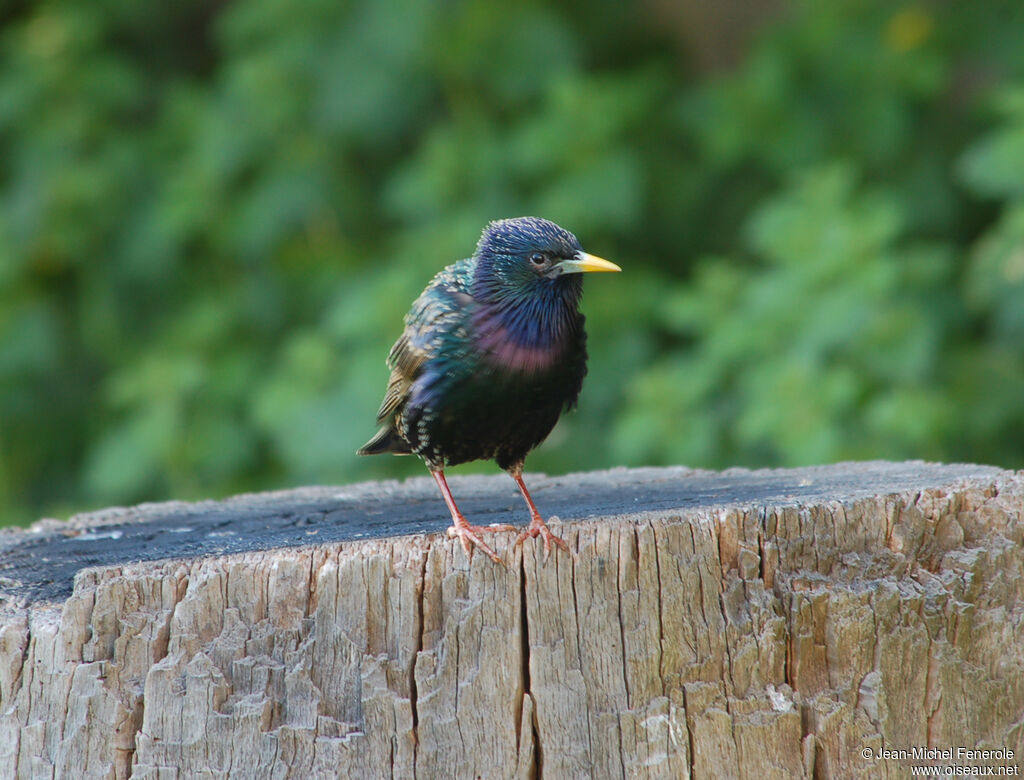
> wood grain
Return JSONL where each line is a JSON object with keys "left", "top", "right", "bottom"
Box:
{"left": 0, "top": 462, "right": 1021, "bottom": 778}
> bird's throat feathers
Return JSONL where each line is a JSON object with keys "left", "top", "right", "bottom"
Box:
{"left": 471, "top": 269, "right": 582, "bottom": 374}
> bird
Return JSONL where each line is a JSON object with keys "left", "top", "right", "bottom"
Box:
{"left": 358, "top": 217, "right": 620, "bottom": 563}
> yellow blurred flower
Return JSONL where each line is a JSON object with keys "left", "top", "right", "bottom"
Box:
{"left": 885, "top": 6, "right": 933, "bottom": 52}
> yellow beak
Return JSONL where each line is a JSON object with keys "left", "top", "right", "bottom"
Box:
{"left": 559, "top": 251, "right": 622, "bottom": 274}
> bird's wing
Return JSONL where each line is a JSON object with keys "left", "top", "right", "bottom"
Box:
{"left": 374, "top": 333, "right": 424, "bottom": 423}
{"left": 374, "top": 259, "right": 476, "bottom": 424}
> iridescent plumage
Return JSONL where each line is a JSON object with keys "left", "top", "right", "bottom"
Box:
{"left": 359, "top": 217, "right": 620, "bottom": 562}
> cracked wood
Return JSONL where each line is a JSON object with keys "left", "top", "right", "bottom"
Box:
{"left": 0, "top": 462, "right": 1022, "bottom": 778}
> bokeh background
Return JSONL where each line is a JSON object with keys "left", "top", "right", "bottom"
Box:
{"left": 2, "top": 0, "right": 1024, "bottom": 528}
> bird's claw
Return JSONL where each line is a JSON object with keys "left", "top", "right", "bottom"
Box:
{"left": 447, "top": 520, "right": 513, "bottom": 564}
{"left": 514, "top": 516, "right": 570, "bottom": 560}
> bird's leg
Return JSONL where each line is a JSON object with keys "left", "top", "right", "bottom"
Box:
{"left": 509, "top": 465, "right": 570, "bottom": 557}
{"left": 431, "top": 469, "right": 513, "bottom": 564}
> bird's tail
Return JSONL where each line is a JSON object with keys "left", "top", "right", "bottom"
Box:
{"left": 357, "top": 426, "right": 412, "bottom": 456}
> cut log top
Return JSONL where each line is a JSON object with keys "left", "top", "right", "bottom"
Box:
{"left": 0, "top": 461, "right": 1022, "bottom": 780}
{"left": 0, "top": 460, "right": 1006, "bottom": 605}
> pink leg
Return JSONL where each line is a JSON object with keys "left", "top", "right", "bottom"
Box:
{"left": 509, "top": 467, "right": 569, "bottom": 558}
{"left": 431, "top": 470, "right": 514, "bottom": 564}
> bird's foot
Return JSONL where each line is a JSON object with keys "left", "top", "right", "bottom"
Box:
{"left": 514, "top": 515, "right": 570, "bottom": 559}
{"left": 447, "top": 517, "right": 516, "bottom": 564}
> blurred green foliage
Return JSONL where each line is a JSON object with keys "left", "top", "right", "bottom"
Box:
{"left": 2, "top": 0, "right": 1024, "bottom": 526}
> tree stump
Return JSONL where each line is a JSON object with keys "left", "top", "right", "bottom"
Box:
{"left": 0, "top": 461, "right": 1022, "bottom": 779}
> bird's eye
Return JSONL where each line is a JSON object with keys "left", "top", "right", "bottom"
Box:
{"left": 529, "top": 253, "right": 546, "bottom": 267}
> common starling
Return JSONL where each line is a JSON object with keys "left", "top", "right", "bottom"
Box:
{"left": 358, "top": 217, "right": 620, "bottom": 562}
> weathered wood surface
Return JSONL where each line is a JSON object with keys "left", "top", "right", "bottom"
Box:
{"left": 0, "top": 461, "right": 1022, "bottom": 779}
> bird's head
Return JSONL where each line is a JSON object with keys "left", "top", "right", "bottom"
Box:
{"left": 474, "top": 217, "right": 620, "bottom": 294}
